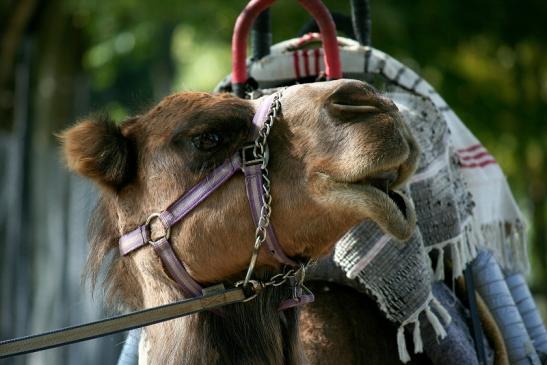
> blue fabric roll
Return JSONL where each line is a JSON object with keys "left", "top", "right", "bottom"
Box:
{"left": 505, "top": 272, "right": 547, "bottom": 357}
{"left": 116, "top": 329, "right": 141, "bottom": 365}
{"left": 473, "top": 251, "right": 541, "bottom": 365}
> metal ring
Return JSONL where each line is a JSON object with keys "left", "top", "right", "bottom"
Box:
{"left": 235, "top": 280, "right": 261, "bottom": 302}
{"left": 145, "top": 212, "right": 171, "bottom": 244}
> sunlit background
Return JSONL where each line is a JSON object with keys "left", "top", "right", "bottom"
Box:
{"left": 0, "top": 0, "right": 545, "bottom": 364}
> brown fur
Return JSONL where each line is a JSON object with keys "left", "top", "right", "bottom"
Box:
{"left": 300, "top": 281, "right": 431, "bottom": 365}
{"left": 60, "top": 79, "right": 421, "bottom": 364}
{"left": 60, "top": 115, "right": 137, "bottom": 191}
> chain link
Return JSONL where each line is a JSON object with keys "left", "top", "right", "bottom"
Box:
{"left": 264, "top": 267, "right": 301, "bottom": 287}
{"left": 238, "top": 90, "right": 316, "bottom": 302}
{"left": 243, "top": 91, "right": 284, "bottom": 286}
{"left": 236, "top": 263, "right": 309, "bottom": 301}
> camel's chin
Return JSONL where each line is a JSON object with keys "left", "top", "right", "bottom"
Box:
{"left": 342, "top": 184, "right": 417, "bottom": 241}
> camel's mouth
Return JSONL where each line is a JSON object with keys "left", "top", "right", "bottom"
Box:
{"left": 354, "top": 169, "right": 407, "bottom": 215}
{"left": 329, "top": 168, "right": 417, "bottom": 241}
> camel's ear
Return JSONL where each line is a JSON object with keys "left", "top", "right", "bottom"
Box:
{"left": 60, "top": 115, "right": 136, "bottom": 191}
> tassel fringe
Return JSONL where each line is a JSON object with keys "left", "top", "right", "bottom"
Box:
{"left": 431, "top": 297, "right": 452, "bottom": 326}
{"left": 480, "top": 220, "right": 529, "bottom": 274}
{"left": 426, "top": 216, "right": 527, "bottom": 280}
{"left": 413, "top": 321, "right": 423, "bottom": 353}
{"left": 434, "top": 247, "right": 445, "bottom": 280}
{"left": 426, "top": 306, "right": 447, "bottom": 339}
{"left": 396, "top": 295, "right": 451, "bottom": 363}
{"left": 397, "top": 326, "right": 411, "bottom": 363}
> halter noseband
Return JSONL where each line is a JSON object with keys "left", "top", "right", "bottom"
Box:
{"left": 118, "top": 92, "right": 313, "bottom": 308}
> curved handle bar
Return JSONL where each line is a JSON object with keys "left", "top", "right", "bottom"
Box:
{"left": 350, "top": 0, "right": 371, "bottom": 47}
{"left": 297, "top": 0, "right": 342, "bottom": 78}
{"left": 232, "top": 0, "right": 342, "bottom": 97}
{"left": 251, "top": 9, "right": 271, "bottom": 60}
{"left": 298, "top": 0, "right": 371, "bottom": 47}
{"left": 253, "top": 0, "right": 371, "bottom": 60}
{"left": 298, "top": 12, "right": 356, "bottom": 40}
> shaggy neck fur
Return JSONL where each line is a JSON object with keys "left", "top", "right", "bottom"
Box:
{"left": 145, "top": 277, "right": 305, "bottom": 365}
{"left": 86, "top": 201, "right": 305, "bottom": 364}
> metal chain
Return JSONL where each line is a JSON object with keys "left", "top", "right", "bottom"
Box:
{"left": 263, "top": 265, "right": 304, "bottom": 287}
{"left": 236, "top": 263, "right": 310, "bottom": 302}
{"left": 243, "top": 91, "right": 283, "bottom": 286}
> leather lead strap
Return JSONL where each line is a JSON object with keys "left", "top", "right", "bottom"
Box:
{"left": 0, "top": 288, "right": 245, "bottom": 359}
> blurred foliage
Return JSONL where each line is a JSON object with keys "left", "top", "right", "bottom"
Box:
{"left": 2, "top": 0, "right": 545, "bottom": 287}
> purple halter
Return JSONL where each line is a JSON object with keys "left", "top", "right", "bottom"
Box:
{"left": 118, "top": 93, "right": 313, "bottom": 309}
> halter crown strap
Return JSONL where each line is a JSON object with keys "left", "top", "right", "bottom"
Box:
{"left": 243, "top": 93, "right": 297, "bottom": 267}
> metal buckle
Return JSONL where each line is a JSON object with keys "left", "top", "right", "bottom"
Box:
{"left": 241, "top": 143, "right": 269, "bottom": 168}
{"left": 146, "top": 212, "right": 171, "bottom": 244}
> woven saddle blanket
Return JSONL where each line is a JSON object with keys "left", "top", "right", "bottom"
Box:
{"left": 215, "top": 38, "right": 530, "bottom": 363}
{"left": 328, "top": 48, "right": 528, "bottom": 362}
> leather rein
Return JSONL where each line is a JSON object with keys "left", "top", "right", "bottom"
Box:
{"left": 0, "top": 90, "right": 313, "bottom": 359}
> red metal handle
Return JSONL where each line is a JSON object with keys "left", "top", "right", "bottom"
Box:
{"left": 297, "top": 0, "right": 341, "bottom": 79}
{"left": 231, "top": 0, "right": 342, "bottom": 94}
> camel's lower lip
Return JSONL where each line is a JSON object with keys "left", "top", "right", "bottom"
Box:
{"left": 387, "top": 189, "right": 408, "bottom": 219}
{"left": 353, "top": 184, "right": 409, "bottom": 218}
{"left": 314, "top": 169, "right": 417, "bottom": 240}
{"left": 344, "top": 182, "right": 416, "bottom": 240}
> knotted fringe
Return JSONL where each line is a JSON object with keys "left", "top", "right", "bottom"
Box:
{"left": 397, "top": 326, "right": 411, "bottom": 363}
{"left": 433, "top": 247, "right": 444, "bottom": 280}
{"left": 425, "top": 306, "right": 446, "bottom": 339}
{"left": 427, "top": 237, "right": 476, "bottom": 280}
{"left": 479, "top": 220, "right": 529, "bottom": 274}
{"left": 426, "top": 218, "right": 528, "bottom": 281}
{"left": 426, "top": 219, "right": 481, "bottom": 281}
{"left": 426, "top": 217, "right": 527, "bottom": 281}
{"left": 413, "top": 321, "right": 423, "bottom": 354}
{"left": 431, "top": 296, "right": 452, "bottom": 325}
{"left": 396, "top": 294, "right": 452, "bottom": 363}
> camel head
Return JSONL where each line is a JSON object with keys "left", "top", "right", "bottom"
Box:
{"left": 60, "top": 79, "right": 419, "bottom": 309}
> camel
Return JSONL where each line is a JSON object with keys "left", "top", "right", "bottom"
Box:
{"left": 60, "top": 79, "right": 423, "bottom": 364}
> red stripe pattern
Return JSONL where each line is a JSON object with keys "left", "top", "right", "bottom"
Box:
{"left": 314, "top": 48, "right": 320, "bottom": 75}
{"left": 456, "top": 144, "right": 497, "bottom": 169}
{"left": 303, "top": 49, "right": 310, "bottom": 77}
{"left": 291, "top": 33, "right": 329, "bottom": 79}
{"left": 293, "top": 51, "right": 301, "bottom": 79}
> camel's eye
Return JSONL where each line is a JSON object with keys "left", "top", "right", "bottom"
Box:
{"left": 191, "top": 132, "right": 223, "bottom": 151}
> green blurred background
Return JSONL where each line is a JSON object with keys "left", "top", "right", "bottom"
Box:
{"left": 0, "top": 0, "right": 545, "bottom": 363}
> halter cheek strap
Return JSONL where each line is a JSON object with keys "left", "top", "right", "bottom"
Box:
{"left": 118, "top": 94, "right": 296, "bottom": 300}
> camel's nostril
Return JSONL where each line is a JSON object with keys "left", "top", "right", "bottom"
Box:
{"left": 326, "top": 81, "right": 398, "bottom": 119}
{"left": 329, "top": 103, "right": 382, "bottom": 115}
{"left": 327, "top": 80, "right": 375, "bottom": 105}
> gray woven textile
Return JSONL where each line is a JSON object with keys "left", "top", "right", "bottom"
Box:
{"left": 333, "top": 90, "right": 470, "bottom": 362}
{"left": 395, "top": 92, "right": 477, "bottom": 280}
{"left": 335, "top": 220, "right": 451, "bottom": 362}
{"left": 327, "top": 45, "right": 529, "bottom": 363}
{"left": 336, "top": 221, "right": 432, "bottom": 325}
